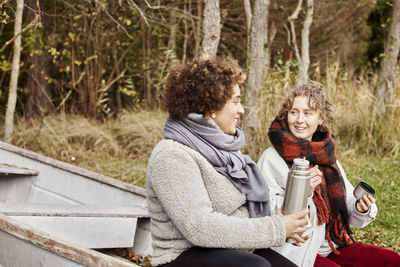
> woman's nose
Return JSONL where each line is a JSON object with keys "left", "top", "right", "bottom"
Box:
{"left": 297, "top": 113, "right": 304, "bottom": 122}
{"left": 238, "top": 103, "right": 245, "bottom": 115}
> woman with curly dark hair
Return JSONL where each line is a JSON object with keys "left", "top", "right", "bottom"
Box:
{"left": 146, "top": 58, "right": 310, "bottom": 267}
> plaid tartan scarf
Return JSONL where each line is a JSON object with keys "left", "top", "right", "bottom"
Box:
{"left": 268, "top": 118, "right": 353, "bottom": 254}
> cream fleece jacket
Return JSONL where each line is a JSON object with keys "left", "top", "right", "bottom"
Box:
{"left": 146, "top": 139, "right": 286, "bottom": 266}
{"left": 258, "top": 146, "right": 377, "bottom": 267}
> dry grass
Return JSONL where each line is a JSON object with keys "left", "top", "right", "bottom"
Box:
{"left": 9, "top": 110, "right": 167, "bottom": 187}
{"left": 247, "top": 64, "right": 400, "bottom": 161}
{"left": 2, "top": 64, "right": 399, "bottom": 252}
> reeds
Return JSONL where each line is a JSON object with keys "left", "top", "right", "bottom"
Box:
{"left": 3, "top": 63, "right": 399, "bottom": 185}
{"left": 8, "top": 110, "right": 167, "bottom": 186}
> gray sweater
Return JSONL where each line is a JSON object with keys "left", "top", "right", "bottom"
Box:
{"left": 146, "top": 139, "right": 286, "bottom": 266}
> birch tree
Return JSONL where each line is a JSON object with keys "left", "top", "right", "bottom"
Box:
{"left": 4, "top": 0, "right": 24, "bottom": 142}
{"left": 242, "top": 0, "right": 270, "bottom": 155}
{"left": 375, "top": 0, "right": 400, "bottom": 114}
{"left": 288, "top": 0, "right": 314, "bottom": 85}
{"left": 202, "top": 0, "right": 221, "bottom": 59}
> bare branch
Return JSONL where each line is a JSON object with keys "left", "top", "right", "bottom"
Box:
{"left": 92, "top": 0, "right": 134, "bottom": 38}
{"left": 0, "top": 14, "right": 40, "bottom": 53}
{"left": 288, "top": 0, "right": 303, "bottom": 22}
{"left": 126, "top": 0, "right": 149, "bottom": 26}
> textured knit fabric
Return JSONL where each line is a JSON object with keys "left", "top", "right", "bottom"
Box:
{"left": 268, "top": 118, "right": 352, "bottom": 253}
{"left": 257, "top": 146, "right": 377, "bottom": 267}
{"left": 314, "top": 242, "right": 400, "bottom": 267}
{"left": 146, "top": 140, "right": 286, "bottom": 266}
{"left": 164, "top": 113, "right": 270, "bottom": 217}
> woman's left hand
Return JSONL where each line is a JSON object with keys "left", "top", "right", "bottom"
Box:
{"left": 308, "top": 165, "right": 322, "bottom": 195}
{"left": 356, "top": 194, "right": 375, "bottom": 213}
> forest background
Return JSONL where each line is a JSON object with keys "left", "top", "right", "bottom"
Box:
{"left": 0, "top": 0, "right": 399, "bottom": 253}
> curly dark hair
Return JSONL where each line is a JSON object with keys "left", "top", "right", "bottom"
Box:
{"left": 164, "top": 58, "right": 246, "bottom": 119}
{"left": 277, "top": 81, "right": 334, "bottom": 132}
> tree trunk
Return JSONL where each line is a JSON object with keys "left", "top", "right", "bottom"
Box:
{"left": 141, "top": 17, "right": 152, "bottom": 108}
{"left": 24, "top": 0, "right": 52, "bottom": 116}
{"left": 288, "top": 0, "right": 306, "bottom": 85}
{"left": 375, "top": 0, "right": 400, "bottom": 114}
{"left": 4, "top": 0, "right": 24, "bottom": 142}
{"left": 167, "top": 3, "right": 178, "bottom": 61}
{"left": 182, "top": 0, "right": 189, "bottom": 63}
{"left": 194, "top": 0, "right": 202, "bottom": 58}
{"left": 243, "top": 0, "right": 251, "bottom": 35}
{"left": 265, "top": 21, "right": 277, "bottom": 74}
{"left": 202, "top": 0, "right": 221, "bottom": 59}
{"left": 242, "top": 0, "right": 270, "bottom": 157}
{"left": 298, "top": 0, "right": 313, "bottom": 84}
{"left": 243, "top": 0, "right": 252, "bottom": 67}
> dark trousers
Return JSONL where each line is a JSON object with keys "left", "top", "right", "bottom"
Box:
{"left": 158, "top": 247, "right": 298, "bottom": 267}
{"left": 314, "top": 242, "right": 400, "bottom": 267}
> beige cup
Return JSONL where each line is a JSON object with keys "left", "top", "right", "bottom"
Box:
{"left": 353, "top": 181, "right": 376, "bottom": 200}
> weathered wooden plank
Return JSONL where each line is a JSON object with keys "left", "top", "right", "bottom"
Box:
{"left": 0, "top": 163, "right": 39, "bottom": 176}
{"left": 0, "top": 229, "right": 84, "bottom": 267}
{"left": 0, "top": 214, "right": 138, "bottom": 266}
{"left": 11, "top": 216, "right": 137, "bottom": 248}
{"left": 0, "top": 174, "right": 36, "bottom": 203}
{"left": 0, "top": 203, "right": 148, "bottom": 218}
{"left": 0, "top": 141, "right": 146, "bottom": 197}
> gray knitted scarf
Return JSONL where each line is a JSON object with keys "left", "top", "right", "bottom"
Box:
{"left": 164, "top": 113, "right": 270, "bottom": 218}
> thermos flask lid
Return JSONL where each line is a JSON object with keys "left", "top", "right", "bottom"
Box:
{"left": 293, "top": 158, "right": 309, "bottom": 166}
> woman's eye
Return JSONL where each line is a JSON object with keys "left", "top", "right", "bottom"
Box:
{"left": 305, "top": 111, "right": 313, "bottom": 116}
{"left": 289, "top": 110, "right": 297, "bottom": 115}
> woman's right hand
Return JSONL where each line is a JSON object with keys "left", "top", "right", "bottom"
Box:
{"left": 277, "top": 209, "right": 309, "bottom": 245}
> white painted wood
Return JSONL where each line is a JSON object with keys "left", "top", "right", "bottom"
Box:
{"left": 11, "top": 216, "right": 137, "bottom": 248}
{"left": 0, "top": 141, "right": 147, "bottom": 208}
{"left": 0, "top": 229, "right": 84, "bottom": 267}
{"left": 0, "top": 174, "right": 36, "bottom": 203}
{"left": 0, "top": 203, "right": 148, "bottom": 248}
{"left": 0, "top": 141, "right": 146, "bottom": 197}
{"left": 0, "top": 141, "right": 153, "bottom": 264}
{"left": 0, "top": 214, "right": 138, "bottom": 266}
{"left": 0, "top": 163, "right": 39, "bottom": 175}
{"left": 0, "top": 203, "right": 148, "bottom": 217}
{"left": 132, "top": 217, "right": 153, "bottom": 256}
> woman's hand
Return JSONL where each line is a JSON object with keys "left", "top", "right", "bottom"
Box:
{"left": 356, "top": 194, "right": 375, "bottom": 213}
{"left": 309, "top": 165, "right": 322, "bottom": 195}
{"left": 277, "top": 209, "right": 310, "bottom": 245}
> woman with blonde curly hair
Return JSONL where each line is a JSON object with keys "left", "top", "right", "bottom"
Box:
{"left": 258, "top": 81, "right": 400, "bottom": 266}
{"left": 146, "top": 58, "right": 310, "bottom": 267}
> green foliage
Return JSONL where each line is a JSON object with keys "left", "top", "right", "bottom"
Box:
{"left": 0, "top": 0, "right": 11, "bottom": 24}
{"left": 366, "top": 0, "right": 394, "bottom": 68}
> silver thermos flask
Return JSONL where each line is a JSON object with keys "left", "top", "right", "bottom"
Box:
{"left": 282, "top": 158, "right": 311, "bottom": 243}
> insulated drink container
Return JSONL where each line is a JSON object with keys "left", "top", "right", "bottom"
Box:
{"left": 282, "top": 158, "right": 311, "bottom": 215}
{"left": 282, "top": 158, "right": 311, "bottom": 243}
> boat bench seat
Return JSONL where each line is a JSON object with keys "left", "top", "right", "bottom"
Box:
{"left": 0, "top": 203, "right": 149, "bottom": 249}
{"left": 0, "top": 203, "right": 148, "bottom": 217}
{"left": 0, "top": 163, "right": 39, "bottom": 176}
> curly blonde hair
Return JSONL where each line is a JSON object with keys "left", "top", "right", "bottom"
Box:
{"left": 164, "top": 58, "right": 246, "bottom": 119}
{"left": 277, "top": 81, "right": 334, "bottom": 132}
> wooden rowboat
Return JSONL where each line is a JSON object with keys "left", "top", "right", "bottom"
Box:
{"left": 0, "top": 141, "right": 152, "bottom": 267}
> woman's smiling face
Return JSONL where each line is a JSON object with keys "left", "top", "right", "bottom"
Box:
{"left": 213, "top": 84, "right": 244, "bottom": 135}
{"left": 287, "top": 96, "right": 323, "bottom": 140}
